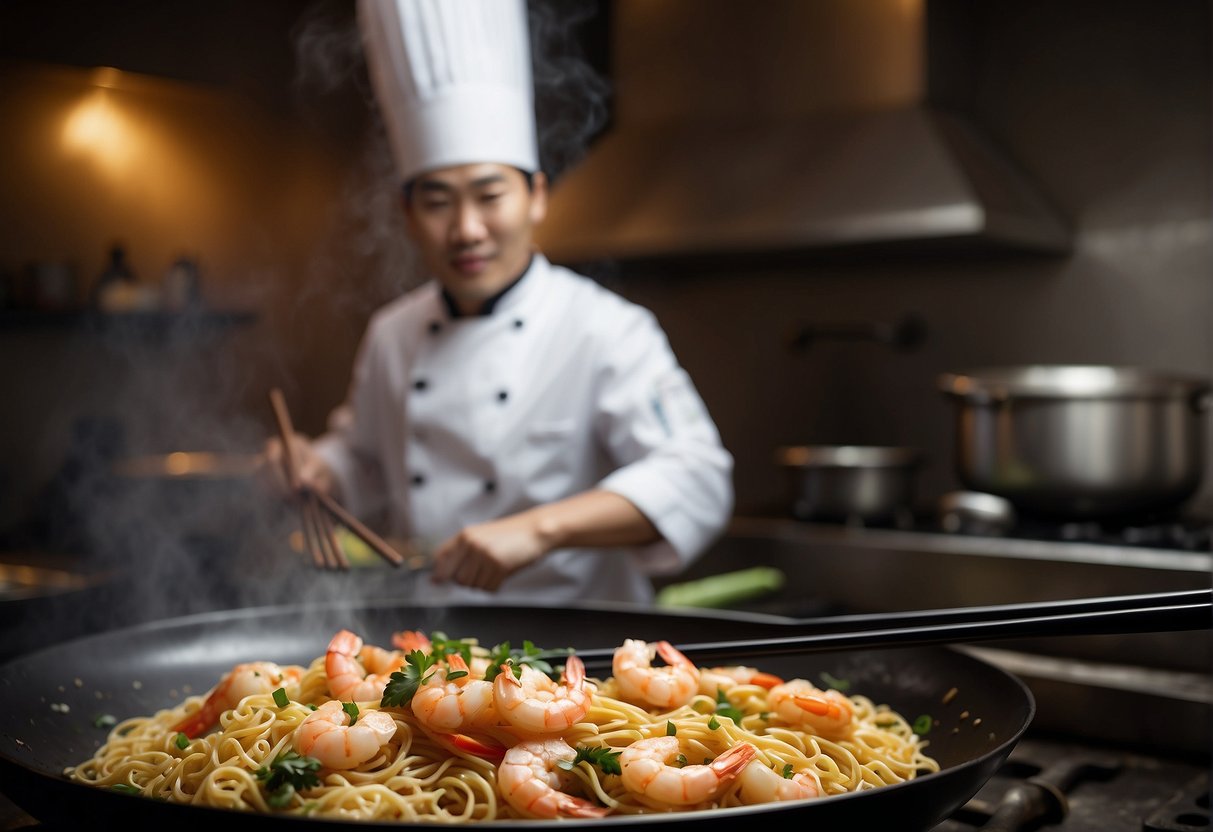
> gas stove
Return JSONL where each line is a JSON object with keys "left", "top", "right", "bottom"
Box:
{"left": 832, "top": 500, "right": 1212, "bottom": 553}
{"left": 933, "top": 736, "right": 1209, "bottom": 832}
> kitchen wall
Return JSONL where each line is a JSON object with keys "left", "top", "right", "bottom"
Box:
{"left": 597, "top": 0, "right": 1213, "bottom": 516}
{"left": 0, "top": 0, "right": 1208, "bottom": 542}
{"left": 0, "top": 2, "right": 414, "bottom": 533}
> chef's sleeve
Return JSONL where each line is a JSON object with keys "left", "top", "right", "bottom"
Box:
{"left": 594, "top": 309, "right": 733, "bottom": 575}
{"left": 312, "top": 323, "right": 390, "bottom": 524}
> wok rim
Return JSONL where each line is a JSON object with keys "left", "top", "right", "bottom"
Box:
{"left": 0, "top": 599, "right": 1036, "bottom": 828}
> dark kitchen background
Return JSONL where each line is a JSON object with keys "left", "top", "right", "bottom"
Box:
{"left": 0, "top": 0, "right": 1209, "bottom": 529}
{"left": 0, "top": 2, "right": 1210, "bottom": 830}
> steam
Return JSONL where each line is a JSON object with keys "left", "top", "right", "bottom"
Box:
{"left": 528, "top": 0, "right": 613, "bottom": 184}
{"left": 20, "top": 1, "right": 615, "bottom": 654}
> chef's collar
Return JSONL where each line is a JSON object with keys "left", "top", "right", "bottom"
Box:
{"left": 439, "top": 254, "right": 535, "bottom": 319}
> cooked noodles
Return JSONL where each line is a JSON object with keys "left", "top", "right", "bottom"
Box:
{"left": 67, "top": 633, "right": 940, "bottom": 821}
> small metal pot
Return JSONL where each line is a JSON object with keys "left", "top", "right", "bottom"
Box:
{"left": 939, "top": 365, "right": 1211, "bottom": 518}
{"left": 776, "top": 445, "right": 922, "bottom": 522}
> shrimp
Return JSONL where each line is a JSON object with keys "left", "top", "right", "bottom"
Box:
{"left": 293, "top": 700, "right": 398, "bottom": 770}
{"left": 391, "top": 629, "right": 432, "bottom": 653}
{"left": 172, "top": 661, "right": 303, "bottom": 738}
{"left": 326, "top": 630, "right": 404, "bottom": 702}
{"left": 494, "top": 656, "right": 592, "bottom": 735}
{"left": 612, "top": 639, "right": 699, "bottom": 710}
{"left": 618, "top": 737, "right": 756, "bottom": 807}
{"left": 497, "top": 738, "right": 609, "bottom": 818}
{"left": 411, "top": 653, "right": 498, "bottom": 732}
{"left": 697, "top": 666, "right": 784, "bottom": 697}
{"left": 736, "top": 760, "right": 820, "bottom": 804}
{"left": 768, "top": 679, "right": 854, "bottom": 738}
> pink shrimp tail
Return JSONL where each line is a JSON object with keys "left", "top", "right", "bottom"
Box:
{"left": 446, "top": 653, "right": 470, "bottom": 674}
{"left": 562, "top": 655, "right": 585, "bottom": 688}
{"left": 711, "top": 743, "right": 758, "bottom": 779}
{"left": 655, "top": 640, "right": 693, "bottom": 669}
{"left": 793, "top": 693, "right": 848, "bottom": 720}
{"left": 555, "top": 794, "right": 610, "bottom": 818}
{"left": 170, "top": 706, "right": 216, "bottom": 738}
{"left": 392, "top": 629, "right": 431, "bottom": 653}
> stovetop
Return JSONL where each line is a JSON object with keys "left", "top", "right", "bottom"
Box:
{"left": 933, "top": 736, "right": 1210, "bottom": 832}
{"left": 863, "top": 508, "right": 1211, "bottom": 553}
{"left": 1, "top": 736, "right": 1206, "bottom": 831}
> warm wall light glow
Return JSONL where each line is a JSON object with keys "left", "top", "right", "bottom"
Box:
{"left": 91, "top": 66, "right": 124, "bottom": 89}
{"left": 61, "top": 88, "right": 141, "bottom": 174}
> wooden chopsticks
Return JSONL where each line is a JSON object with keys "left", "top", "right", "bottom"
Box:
{"left": 269, "top": 389, "right": 404, "bottom": 570}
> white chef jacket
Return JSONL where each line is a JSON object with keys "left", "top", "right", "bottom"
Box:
{"left": 314, "top": 255, "right": 733, "bottom": 604}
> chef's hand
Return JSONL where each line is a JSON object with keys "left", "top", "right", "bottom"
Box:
{"left": 429, "top": 513, "right": 549, "bottom": 592}
{"left": 429, "top": 490, "right": 661, "bottom": 593}
{"left": 258, "top": 434, "right": 339, "bottom": 500}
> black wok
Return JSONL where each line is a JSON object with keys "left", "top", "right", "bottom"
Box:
{"left": 0, "top": 601, "right": 1033, "bottom": 831}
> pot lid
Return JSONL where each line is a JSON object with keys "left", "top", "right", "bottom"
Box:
{"left": 939, "top": 365, "right": 1212, "bottom": 401}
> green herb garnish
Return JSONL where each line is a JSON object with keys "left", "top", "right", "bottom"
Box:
{"left": 781, "top": 763, "right": 794, "bottom": 779}
{"left": 555, "top": 745, "right": 623, "bottom": 776}
{"left": 110, "top": 784, "right": 141, "bottom": 795}
{"left": 255, "top": 750, "right": 322, "bottom": 808}
{"left": 174, "top": 732, "right": 189, "bottom": 750}
{"left": 675, "top": 754, "right": 688, "bottom": 767}
{"left": 272, "top": 687, "right": 289, "bottom": 708}
{"left": 93, "top": 714, "right": 117, "bottom": 729}
{"left": 445, "top": 670, "right": 469, "bottom": 681}
{"left": 714, "top": 688, "right": 745, "bottom": 724}
{"left": 820, "top": 672, "right": 851, "bottom": 692}
{"left": 707, "top": 716, "right": 721, "bottom": 730}
{"left": 381, "top": 650, "right": 441, "bottom": 707}
{"left": 342, "top": 702, "right": 359, "bottom": 725}
{"left": 483, "top": 640, "right": 571, "bottom": 682}
{"left": 428, "top": 631, "right": 476, "bottom": 665}
{"left": 912, "top": 714, "right": 933, "bottom": 735}
{"left": 666, "top": 721, "right": 677, "bottom": 736}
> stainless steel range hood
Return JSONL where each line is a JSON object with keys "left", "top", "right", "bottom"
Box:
{"left": 536, "top": 0, "right": 1071, "bottom": 263}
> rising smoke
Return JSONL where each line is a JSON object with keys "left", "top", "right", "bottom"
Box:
{"left": 32, "top": 0, "right": 618, "bottom": 645}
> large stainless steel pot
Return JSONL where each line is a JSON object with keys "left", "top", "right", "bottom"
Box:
{"left": 776, "top": 445, "right": 922, "bottom": 521}
{"left": 939, "top": 365, "right": 1210, "bottom": 518}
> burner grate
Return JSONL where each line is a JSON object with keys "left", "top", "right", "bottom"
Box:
{"left": 933, "top": 737, "right": 1209, "bottom": 832}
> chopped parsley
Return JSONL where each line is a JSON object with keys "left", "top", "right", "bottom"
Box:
{"left": 556, "top": 745, "right": 623, "bottom": 776}
{"left": 110, "top": 784, "right": 141, "bottom": 795}
{"left": 666, "top": 721, "right": 677, "bottom": 736}
{"left": 912, "top": 714, "right": 933, "bottom": 735}
{"left": 173, "top": 732, "right": 189, "bottom": 750}
{"left": 93, "top": 714, "right": 117, "bottom": 729}
{"left": 272, "top": 687, "right": 289, "bottom": 708}
{"left": 381, "top": 651, "right": 441, "bottom": 707}
{"left": 483, "top": 640, "right": 571, "bottom": 682}
{"left": 428, "top": 631, "right": 476, "bottom": 665}
{"left": 781, "top": 763, "right": 794, "bottom": 779}
{"left": 714, "top": 688, "right": 745, "bottom": 725}
{"left": 707, "top": 716, "right": 721, "bottom": 730}
{"left": 342, "top": 702, "right": 359, "bottom": 725}
{"left": 675, "top": 754, "right": 688, "bottom": 768}
{"left": 255, "top": 750, "right": 322, "bottom": 809}
{"left": 820, "top": 672, "right": 851, "bottom": 692}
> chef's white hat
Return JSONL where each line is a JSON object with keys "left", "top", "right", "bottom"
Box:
{"left": 358, "top": 0, "right": 539, "bottom": 183}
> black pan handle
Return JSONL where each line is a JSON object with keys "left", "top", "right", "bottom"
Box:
{"left": 570, "top": 589, "right": 1212, "bottom": 670}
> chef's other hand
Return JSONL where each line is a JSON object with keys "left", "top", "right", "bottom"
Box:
{"left": 258, "top": 434, "right": 338, "bottom": 500}
{"left": 430, "top": 513, "right": 549, "bottom": 593}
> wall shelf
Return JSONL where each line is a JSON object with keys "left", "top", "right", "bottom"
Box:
{"left": 0, "top": 308, "right": 258, "bottom": 336}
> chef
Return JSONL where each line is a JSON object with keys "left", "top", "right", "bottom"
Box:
{"left": 267, "top": 0, "right": 733, "bottom": 604}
